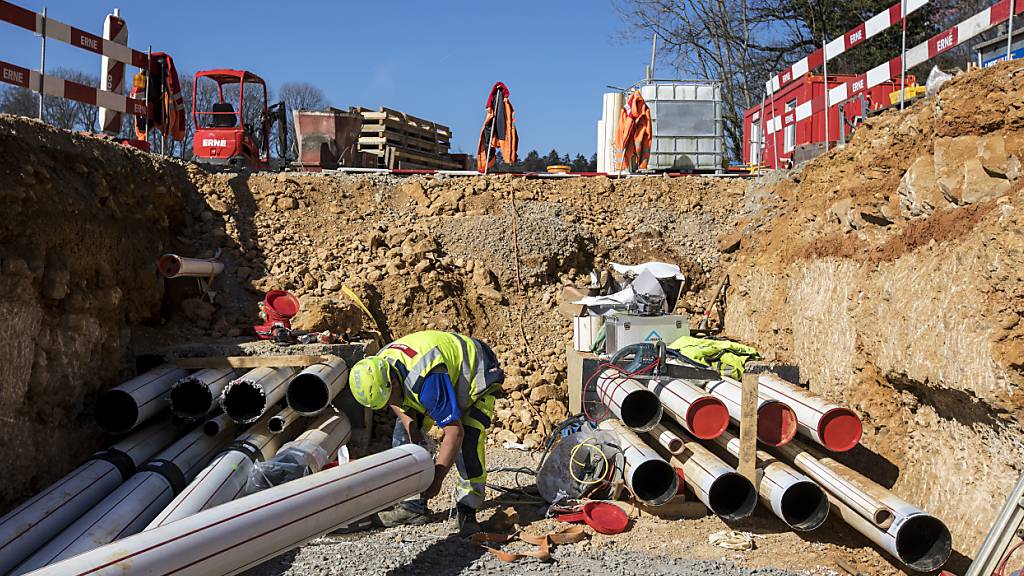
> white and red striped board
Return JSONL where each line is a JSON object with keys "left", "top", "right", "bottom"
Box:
{"left": 0, "top": 59, "right": 147, "bottom": 115}
{"left": 99, "top": 11, "right": 128, "bottom": 134}
{"left": 0, "top": 0, "right": 148, "bottom": 68}
{"left": 766, "top": 0, "right": 931, "bottom": 95}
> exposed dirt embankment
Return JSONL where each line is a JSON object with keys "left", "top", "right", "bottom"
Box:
{"left": 724, "top": 61, "right": 1024, "bottom": 554}
{"left": 0, "top": 116, "right": 193, "bottom": 511}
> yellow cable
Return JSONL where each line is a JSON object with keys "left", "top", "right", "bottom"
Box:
{"left": 569, "top": 441, "right": 610, "bottom": 486}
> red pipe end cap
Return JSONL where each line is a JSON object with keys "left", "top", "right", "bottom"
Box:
{"left": 686, "top": 396, "right": 730, "bottom": 440}
{"left": 157, "top": 254, "right": 181, "bottom": 278}
{"left": 818, "top": 408, "right": 863, "bottom": 452}
{"left": 265, "top": 290, "right": 301, "bottom": 319}
{"left": 757, "top": 401, "right": 799, "bottom": 447}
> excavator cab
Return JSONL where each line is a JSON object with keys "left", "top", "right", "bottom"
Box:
{"left": 193, "top": 69, "right": 286, "bottom": 170}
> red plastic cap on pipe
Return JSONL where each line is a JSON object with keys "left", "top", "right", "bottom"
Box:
{"left": 264, "top": 290, "right": 301, "bottom": 319}
{"left": 818, "top": 408, "right": 863, "bottom": 452}
{"left": 685, "top": 396, "right": 730, "bottom": 440}
{"left": 157, "top": 254, "right": 182, "bottom": 277}
{"left": 756, "top": 401, "right": 799, "bottom": 447}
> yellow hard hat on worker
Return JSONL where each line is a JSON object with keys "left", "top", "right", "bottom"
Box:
{"left": 349, "top": 356, "right": 393, "bottom": 410}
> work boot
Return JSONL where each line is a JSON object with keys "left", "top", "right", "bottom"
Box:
{"left": 456, "top": 503, "right": 481, "bottom": 537}
{"left": 378, "top": 498, "right": 431, "bottom": 527}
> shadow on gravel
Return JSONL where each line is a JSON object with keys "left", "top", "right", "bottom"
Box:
{"left": 384, "top": 534, "right": 485, "bottom": 576}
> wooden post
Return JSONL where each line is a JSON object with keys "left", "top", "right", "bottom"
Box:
{"left": 738, "top": 371, "right": 759, "bottom": 483}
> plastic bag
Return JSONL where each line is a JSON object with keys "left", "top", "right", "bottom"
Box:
{"left": 242, "top": 444, "right": 326, "bottom": 495}
{"left": 926, "top": 66, "right": 953, "bottom": 98}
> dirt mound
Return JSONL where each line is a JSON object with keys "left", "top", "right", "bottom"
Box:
{"left": 722, "top": 60, "right": 1024, "bottom": 554}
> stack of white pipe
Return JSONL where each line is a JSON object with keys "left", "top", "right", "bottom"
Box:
{"left": 704, "top": 377, "right": 798, "bottom": 447}
{"left": 95, "top": 365, "right": 191, "bottom": 434}
{"left": 756, "top": 373, "right": 863, "bottom": 452}
{"left": 595, "top": 370, "right": 662, "bottom": 432}
{"left": 245, "top": 413, "right": 353, "bottom": 495}
{"left": 0, "top": 420, "right": 179, "bottom": 575}
{"left": 14, "top": 416, "right": 236, "bottom": 574}
{"left": 220, "top": 366, "right": 298, "bottom": 424}
{"left": 666, "top": 439, "right": 756, "bottom": 521}
{"left": 285, "top": 357, "right": 348, "bottom": 416}
{"left": 711, "top": 430, "right": 828, "bottom": 531}
{"left": 146, "top": 407, "right": 301, "bottom": 530}
{"left": 169, "top": 368, "right": 236, "bottom": 420}
{"left": 597, "top": 419, "right": 677, "bottom": 506}
{"left": 22, "top": 445, "right": 434, "bottom": 576}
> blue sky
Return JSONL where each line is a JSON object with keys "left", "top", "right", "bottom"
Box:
{"left": 2, "top": 1, "right": 659, "bottom": 155}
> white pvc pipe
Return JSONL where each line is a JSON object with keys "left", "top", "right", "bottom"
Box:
{"left": 285, "top": 357, "right": 348, "bottom": 416}
{"left": 14, "top": 416, "right": 236, "bottom": 574}
{"left": 775, "top": 440, "right": 895, "bottom": 528}
{"left": 24, "top": 446, "right": 433, "bottom": 576}
{"left": 95, "top": 365, "right": 192, "bottom": 434}
{"left": 147, "top": 409, "right": 298, "bottom": 530}
{"left": 757, "top": 373, "right": 862, "bottom": 452}
{"left": 268, "top": 406, "right": 301, "bottom": 434}
{"left": 246, "top": 413, "right": 354, "bottom": 495}
{"left": 169, "top": 368, "right": 236, "bottom": 420}
{"left": 220, "top": 366, "right": 298, "bottom": 424}
{"left": 598, "top": 419, "right": 677, "bottom": 506}
{"left": 702, "top": 377, "right": 799, "bottom": 446}
{"left": 645, "top": 378, "right": 729, "bottom": 440}
{"left": 157, "top": 254, "right": 224, "bottom": 278}
{"left": 712, "top": 430, "right": 828, "bottom": 531}
{"left": 667, "top": 440, "right": 756, "bottom": 520}
{"left": 649, "top": 422, "right": 684, "bottom": 455}
{"left": 596, "top": 369, "right": 662, "bottom": 432}
{"left": 0, "top": 420, "right": 178, "bottom": 575}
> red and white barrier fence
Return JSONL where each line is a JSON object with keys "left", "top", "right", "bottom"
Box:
{"left": 99, "top": 10, "right": 128, "bottom": 134}
{"left": 0, "top": 59, "right": 146, "bottom": 115}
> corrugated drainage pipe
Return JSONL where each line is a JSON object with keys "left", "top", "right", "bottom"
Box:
{"left": 757, "top": 373, "right": 863, "bottom": 452}
{"left": 95, "top": 365, "right": 192, "bottom": 434}
{"left": 645, "top": 377, "right": 730, "bottom": 440}
{"left": 597, "top": 419, "right": 677, "bottom": 506}
{"left": 595, "top": 370, "right": 663, "bottom": 432}
{"left": 220, "top": 366, "right": 298, "bottom": 424}
{"left": 22, "top": 445, "right": 434, "bottom": 576}
{"left": 663, "top": 439, "right": 756, "bottom": 521}
{"left": 0, "top": 419, "right": 179, "bottom": 575}
{"left": 13, "top": 416, "right": 236, "bottom": 574}
{"left": 703, "top": 377, "right": 799, "bottom": 447}
{"left": 712, "top": 430, "right": 828, "bottom": 531}
{"left": 285, "top": 357, "right": 348, "bottom": 416}
{"left": 169, "top": 368, "right": 236, "bottom": 420}
{"left": 147, "top": 407, "right": 300, "bottom": 530}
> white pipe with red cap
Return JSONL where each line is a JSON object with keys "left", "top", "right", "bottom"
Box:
{"left": 22, "top": 446, "right": 434, "bottom": 576}
{"left": 756, "top": 373, "right": 862, "bottom": 452}
{"left": 644, "top": 377, "right": 730, "bottom": 440}
{"left": 703, "top": 376, "right": 799, "bottom": 447}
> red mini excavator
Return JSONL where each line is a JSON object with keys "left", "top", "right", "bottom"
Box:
{"left": 192, "top": 69, "right": 288, "bottom": 170}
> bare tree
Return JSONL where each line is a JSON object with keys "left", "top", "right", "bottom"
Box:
{"left": 278, "top": 82, "right": 329, "bottom": 159}
{"left": 0, "top": 85, "right": 36, "bottom": 117}
{"left": 41, "top": 67, "right": 101, "bottom": 131}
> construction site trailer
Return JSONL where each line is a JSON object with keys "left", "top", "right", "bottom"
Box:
{"left": 640, "top": 80, "right": 724, "bottom": 173}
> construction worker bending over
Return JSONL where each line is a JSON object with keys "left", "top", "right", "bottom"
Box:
{"left": 349, "top": 330, "right": 504, "bottom": 535}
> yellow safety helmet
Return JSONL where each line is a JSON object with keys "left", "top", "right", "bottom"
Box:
{"left": 349, "top": 356, "right": 393, "bottom": 410}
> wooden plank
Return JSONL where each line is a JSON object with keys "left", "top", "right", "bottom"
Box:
{"left": 738, "top": 372, "right": 759, "bottom": 483}
{"left": 173, "top": 355, "right": 334, "bottom": 369}
{"left": 390, "top": 147, "right": 461, "bottom": 169}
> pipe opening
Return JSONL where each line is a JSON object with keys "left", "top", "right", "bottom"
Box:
{"left": 631, "top": 460, "right": 678, "bottom": 506}
{"left": 95, "top": 390, "right": 140, "bottom": 434}
{"left": 268, "top": 416, "right": 286, "bottom": 434}
{"left": 169, "top": 379, "right": 214, "bottom": 420}
{"left": 708, "top": 473, "right": 757, "bottom": 520}
{"left": 203, "top": 418, "right": 224, "bottom": 436}
{"left": 157, "top": 254, "right": 183, "bottom": 277}
{"left": 222, "top": 381, "right": 267, "bottom": 424}
{"left": 286, "top": 374, "right": 328, "bottom": 415}
{"left": 874, "top": 507, "right": 895, "bottom": 528}
{"left": 818, "top": 408, "right": 863, "bottom": 452}
{"left": 619, "top": 391, "right": 662, "bottom": 432}
{"left": 895, "top": 514, "right": 952, "bottom": 572}
{"left": 685, "top": 397, "right": 730, "bottom": 440}
{"left": 756, "top": 401, "right": 798, "bottom": 447}
{"left": 779, "top": 480, "right": 829, "bottom": 531}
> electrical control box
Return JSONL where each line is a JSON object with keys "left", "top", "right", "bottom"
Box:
{"left": 604, "top": 314, "right": 689, "bottom": 354}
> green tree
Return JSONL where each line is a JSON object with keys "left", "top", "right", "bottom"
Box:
{"left": 571, "top": 153, "right": 590, "bottom": 172}
{"left": 523, "top": 150, "right": 544, "bottom": 172}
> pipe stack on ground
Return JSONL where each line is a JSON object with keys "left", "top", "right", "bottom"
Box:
{"left": 597, "top": 419, "right": 677, "bottom": 506}
{"left": 285, "top": 357, "right": 348, "bottom": 416}
{"left": 245, "top": 413, "right": 353, "bottom": 494}
{"left": 220, "top": 366, "right": 298, "bottom": 424}
{"left": 757, "top": 373, "right": 863, "bottom": 452}
{"left": 665, "top": 439, "right": 756, "bottom": 521}
{"left": 169, "top": 368, "right": 237, "bottom": 421}
{"left": 703, "top": 377, "right": 798, "bottom": 447}
{"left": 644, "top": 377, "right": 729, "bottom": 440}
{"left": 711, "top": 430, "right": 828, "bottom": 531}
{"left": 0, "top": 420, "right": 179, "bottom": 575}
{"left": 147, "top": 407, "right": 301, "bottom": 530}
{"left": 23, "top": 445, "right": 434, "bottom": 576}
{"left": 595, "top": 370, "right": 663, "bottom": 432}
{"left": 777, "top": 440, "right": 951, "bottom": 571}
{"left": 95, "top": 365, "right": 192, "bottom": 434}
{"left": 14, "top": 416, "right": 236, "bottom": 574}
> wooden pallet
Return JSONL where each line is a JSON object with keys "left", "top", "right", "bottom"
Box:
{"left": 353, "top": 106, "right": 456, "bottom": 170}
{"left": 386, "top": 146, "right": 462, "bottom": 170}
